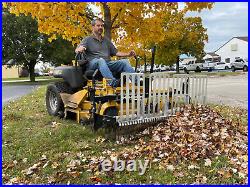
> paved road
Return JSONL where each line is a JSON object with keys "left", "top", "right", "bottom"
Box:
{"left": 2, "top": 85, "right": 39, "bottom": 105}
{"left": 2, "top": 78, "right": 51, "bottom": 83}
{"left": 207, "top": 73, "right": 248, "bottom": 109}
{"left": 2, "top": 73, "right": 248, "bottom": 109}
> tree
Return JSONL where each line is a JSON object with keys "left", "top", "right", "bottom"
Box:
{"left": 42, "top": 36, "right": 75, "bottom": 66}
{"left": 4, "top": 2, "right": 214, "bottom": 72}
{"left": 2, "top": 10, "right": 44, "bottom": 81}
{"left": 4, "top": 2, "right": 213, "bottom": 53}
{"left": 2, "top": 9, "right": 75, "bottom": 81}
{"left": 157, "top": 11, "right": 208, "bottom": 73}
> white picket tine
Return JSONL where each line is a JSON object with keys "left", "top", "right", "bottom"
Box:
{"left": 118, "top": 72, "right": 207, "bottom": 125}
{"left": 166, "top": 75, "right": 170, "bottom": 116}
{"left": 137, "top": 75, "right": 141, "bottom": 117}
{"left": 142, "top": 75, "right": 146, "bottom": 117}
{"left": 120, "top": 74, "right": 124, "bottom": 120}
{"left": 148, "top": 74, "right": 152, "bottom": 115}
{"left": 204, "top": 76, "right": 208, "bottom": 103}
{"left": 191, "top": 76, "right": 195, "bottom": 103}
{"left": 125, "top": 75, "right": 130, "bottom": 121}
{"left": 131, "top": 75, "right": 135, "bottom": 118}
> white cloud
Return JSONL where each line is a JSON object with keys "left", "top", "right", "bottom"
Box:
{"left": 186, "top": 2, "right": 248, "bottom": 52}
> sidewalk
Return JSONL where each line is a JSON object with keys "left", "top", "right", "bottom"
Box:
{"left": 2, "top": 78, "right": 51, "bottom": 83}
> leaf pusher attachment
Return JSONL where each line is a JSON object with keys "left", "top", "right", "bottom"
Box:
{"left": 115, "top": 72, "right": 207, "bottom": 132}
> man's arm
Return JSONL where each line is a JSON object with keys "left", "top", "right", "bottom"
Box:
{"left": 75, "top": 37, "right": 88, "bottom": 53}
{"left": 116, "top": 50, "right": 136, "bottom": 57}
{"left": 109, "top": 39, "right": 136, "bottom": 57}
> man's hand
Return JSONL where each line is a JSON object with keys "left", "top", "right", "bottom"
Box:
{"left": 128, "top": 50, "right": 136, "bottom": 57}
{"left": 75, "top": 46, "right": 86, "bottom": 53}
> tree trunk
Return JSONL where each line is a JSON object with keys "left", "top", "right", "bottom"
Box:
{"left": 28, "top": 60, "right": 36, "bottom": 82}
{"left": 176, "top": 56, "right": 180, "bottom": 74}
{"left": 103, "top": 3, "right": 112, "bottom": 40}
{"left": 144, "top": 54, "right": 147, "bottom": 73}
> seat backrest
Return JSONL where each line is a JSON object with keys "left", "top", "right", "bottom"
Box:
{"left": 83, "top": 69, "right": 103, "bottom": 81}
{"left": 76, "top": 52, "right": 103, "bottom": 81}
{"left": 76, "top": 52, "right": 88, "bottom": 66}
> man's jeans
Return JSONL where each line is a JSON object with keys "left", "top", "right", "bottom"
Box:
{"left": 86, "top": 58, "right": 135, "bottom": 86}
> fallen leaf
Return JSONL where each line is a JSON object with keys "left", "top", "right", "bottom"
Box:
{"left": 22, "top": 158, "right": 28, "bottom": 163}
{"left": 47, "top": 176, "right": 56, "bottom": 184}
{"left": 152, "top": 134, "right": 161, "bottom": 141}
{"left": 9, "top": 177, "right": 21, "bottom": 184}
{"left": 69, "top": 171, "right": 80, "bottom": 178}
{"left": 238, "top": 172, "right": 246, "bottom": 179}
{"left": 204, "top": 158, "right": 212, "bottom": 167}
{"left": 95, "top": 137, "right": 105, "bottom": 143}
{"left": 51, "top": 162, "right": 59, "bottom": 169}
{"left": 43, "top": 161, "right": 50, "bottom": 168}
{"left": 166, "top": 165, "right": 174, "bottom": 171}
{"left": 40, "top": 154, "right": 47, "bottom": 161}
{"left": 188, "top": 165, "right": 200, "bottom": 170}
{"left": 174, "top": 171, "right": 185, "bottom": 178}
{"left": 90, "top": 176, "right": 102, "bottom": 183}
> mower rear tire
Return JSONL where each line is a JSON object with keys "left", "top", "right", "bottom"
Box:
{"left": 46, "top": 81, "right": 74, "bottom": 117}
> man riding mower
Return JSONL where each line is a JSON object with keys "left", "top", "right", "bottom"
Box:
{"left": 46, "top": 18, "right": 207, "bottom": 136}
{"left": 45, "top": 44, "right": 208, "bottom": 138}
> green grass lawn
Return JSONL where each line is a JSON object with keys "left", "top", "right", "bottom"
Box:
{"left": 2, "top": 86, "right": 248, "bottom": 184}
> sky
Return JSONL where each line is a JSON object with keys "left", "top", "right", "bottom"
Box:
{"left": 185, "top": 2, "right": 248, "bottom": 52}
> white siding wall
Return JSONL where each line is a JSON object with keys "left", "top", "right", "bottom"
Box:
{"left": 216, "top": 38, "right": 248, "bottom": 62}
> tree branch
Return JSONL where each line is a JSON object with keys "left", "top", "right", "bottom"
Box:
{"left": 100, "top": 2, "right": 106, "bottom": 6}
{"left": 78, "top": 12, "right": 95, "bottom": 22}
{"left": 111, "top": 7, "right": 123, "bottom": 26}
{"left": 112, "top": 21, "right": 128, "bottom": 29}
{"left": 112, "top": 24, "right": 120, "bottom": 29}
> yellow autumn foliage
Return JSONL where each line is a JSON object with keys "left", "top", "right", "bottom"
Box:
{"left": 4, "top": 2, "right": 213, "bottom": 63}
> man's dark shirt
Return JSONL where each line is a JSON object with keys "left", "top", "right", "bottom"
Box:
{"left": 79, "top": 35, "right": 118, "bottom": 62}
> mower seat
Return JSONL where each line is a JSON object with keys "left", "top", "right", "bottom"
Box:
{"left": 83, "top": 70, "right": 103, "bottom": 81}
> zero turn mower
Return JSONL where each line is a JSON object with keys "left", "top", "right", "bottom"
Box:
{"left": 46, "top": 47, "right": 208, "bottom": 136}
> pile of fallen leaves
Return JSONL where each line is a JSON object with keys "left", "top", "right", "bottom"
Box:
{"left": 3, "top": 104, "right": 248, "bottom": 184}
{"left": 86, "top": 104, "right": 248, "bottom": 183}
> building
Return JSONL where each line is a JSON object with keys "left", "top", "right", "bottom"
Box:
{"left": 203, "top": 52, "right": 221, "bottom": 62}
{"left": 215, "top": 37, "right": 248, "bottom": 63}
{"left": 2, "top": 59, "right": 29, "bottom": 79}
{"left": 2, "top": 65, "right": 20, "bottom": 79}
